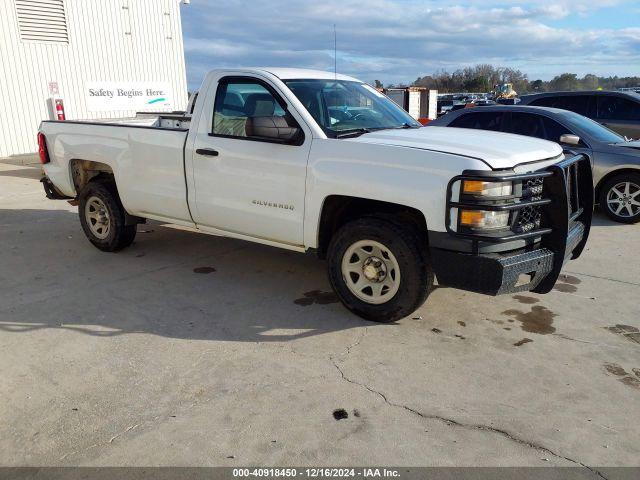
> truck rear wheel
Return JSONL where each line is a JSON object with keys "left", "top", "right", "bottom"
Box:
{"left": 78, "top": 180, "right": 137, "bottom": 252}
{"left": 327, "top": 216, "right": 433, "bottom": 322}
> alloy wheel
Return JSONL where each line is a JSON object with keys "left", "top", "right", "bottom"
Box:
{"left": 606, "top": 181, "right": 640, "bottom": 218}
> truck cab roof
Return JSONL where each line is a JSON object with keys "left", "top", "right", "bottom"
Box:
{"left": 213, "top": 67, "right": 361, "bottom": 82}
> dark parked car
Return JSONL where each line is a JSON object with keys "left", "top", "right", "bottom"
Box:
{"left": 437, "top": 99, "right": 465, "bottom": 116}
{"left": 474, "top": 99, "right": 497, "bottom": 106}
{"left": 496, "top": 97, "right": 521, "bottom": 105}
{"left": 519, "top": 90, "right": 640, "bottom": 139}
{"left": 429, "top": 105, "right": 640, "bottom": 223}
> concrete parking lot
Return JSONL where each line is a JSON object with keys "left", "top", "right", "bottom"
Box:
{"left": 1, "top": 160, "right": 639, "bottom": 469}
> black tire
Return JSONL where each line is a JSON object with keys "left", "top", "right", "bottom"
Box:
{"left": 327, "top": 216, "right": 433, "bottom": 322}
{"left": 78, "top": 180, "right": 137, "bottom": 252}
{"left": 599, "top": 172, "right": 640, "bottom": 224}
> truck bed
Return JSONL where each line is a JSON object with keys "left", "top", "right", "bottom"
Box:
{"left": 40, "top": 119, "right": 192, "bottom": 224}
{"left": 62, "top": 113, "right": 191, "bottom": 130}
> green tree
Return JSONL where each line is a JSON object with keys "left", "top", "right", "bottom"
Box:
{"left": 414, "top": 75, "right": 437, "bottom": 89}
{"left": 548, "top": 73, "right": 579, "bottom": 91}
{"left": 581, "top": 74, "right": 599, "bottom": 90}
{"left": 409, "top": 66, "right": 640, "bottom": 94}
{"left": 530, "top": 79, "right": 545, "bottom": 92}
{"left": 463, "top": 76, "right": 489, "bottom": 92}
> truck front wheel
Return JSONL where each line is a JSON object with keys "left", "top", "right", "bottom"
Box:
{"left": 78, "top": 180, "right": 137, "bottom": 252}
{"left": 327, "top": 216, "right": 433, "bottom": 322}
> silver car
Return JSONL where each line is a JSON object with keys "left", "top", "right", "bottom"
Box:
{"left": 430, "top": 105, "right": 640, "bottom": 223}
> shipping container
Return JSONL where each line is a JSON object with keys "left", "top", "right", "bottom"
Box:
{"left": 385, "top": 87, "right": 438, "bottom": 124}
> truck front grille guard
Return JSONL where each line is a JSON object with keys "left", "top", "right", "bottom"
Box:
{"left": 445, "top": 153, "right": 593, "bottom": 257}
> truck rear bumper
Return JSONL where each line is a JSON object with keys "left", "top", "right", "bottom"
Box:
{"left": 431, "top": 220, "right": 586, "bottom": 296}
{"left": 41, "top": 176, "right": 73, "bottom": 200}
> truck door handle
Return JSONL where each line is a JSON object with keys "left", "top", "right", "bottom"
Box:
{"left": 196, "top": 148, "right": 219, "bottom": 157}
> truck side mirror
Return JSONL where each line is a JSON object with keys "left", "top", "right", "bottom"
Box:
{"left": 560, "top": 134, "right": 581, "bottom": 146}
{"left": 245, "top": 116, "right": 302, "bottom": 144}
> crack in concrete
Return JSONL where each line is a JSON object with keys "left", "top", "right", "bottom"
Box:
{"left": 108, "top": 423, "right": 139, "bottom": 443}
{"left": 59, "top": 422, "right": 142, "bottom": 461}
{"left": 563, "top": 271, "right": 640, "bottom": 288}
{"left": 325, "top": 326, "right": 368, "bottom": 365}
{"left": 331, "top": 359, "right": 607, "bottom": 480}
{"left": 342, "top": 326, "right": 368, "bottom": 357}
{"left": 553, "top": 333, "right": 620, "bottom": 348}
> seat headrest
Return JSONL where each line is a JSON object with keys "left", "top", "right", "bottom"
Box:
{"left": 244, "top": 93, "right": 276, "bottom": 117}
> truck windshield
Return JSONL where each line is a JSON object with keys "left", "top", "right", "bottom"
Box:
{"left": 284, "top": 79, "right": 421, "bottom": 137}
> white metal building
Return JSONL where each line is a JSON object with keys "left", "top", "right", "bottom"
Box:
{"left": 0, "top": 0, "right": 189, "bottom": 157}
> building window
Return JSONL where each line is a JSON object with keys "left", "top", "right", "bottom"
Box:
{"left": 15, "top": 0, "right": 69, "bottom": 44}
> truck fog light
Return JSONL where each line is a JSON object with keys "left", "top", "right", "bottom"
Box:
{"left": 462, "top": 180, "right": 512, "bottom": 197}
{"left": 459, "top": 210, "right": 510, "bottom": 230}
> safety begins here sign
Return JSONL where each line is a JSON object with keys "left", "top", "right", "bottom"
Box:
{"left": 86, "top": 82, "right": 173, "bottom": 111}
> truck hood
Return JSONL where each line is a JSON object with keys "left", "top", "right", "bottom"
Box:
{"left": 350, "top": 126, "right": 563, "bottom": 170}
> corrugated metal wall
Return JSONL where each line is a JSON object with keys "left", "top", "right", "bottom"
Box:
{"left": 0, "top": 0, "right": 188, "bottom": 157}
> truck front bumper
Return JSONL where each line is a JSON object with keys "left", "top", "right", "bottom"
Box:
{"left": 431, "top": 220, "right": 586, "bottom": 295}
{"left": 432, "top": 153, "right": 593, "bottom": 296}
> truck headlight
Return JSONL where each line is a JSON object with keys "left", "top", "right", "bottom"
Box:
{"left": 462, "top": 180, "right": 513, "bottom": 197}
{"left": 459, "top": 209, "right": 510, "bottom": 230}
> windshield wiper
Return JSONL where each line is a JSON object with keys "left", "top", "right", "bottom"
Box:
{"left": 335, "top": 128, "right": 371, "bottom": 139}
{"left": 375, "top": 123, "right": 421, "bottom": 132}
{"left": 334, "top": 123, "right": 420, "bottom": 138}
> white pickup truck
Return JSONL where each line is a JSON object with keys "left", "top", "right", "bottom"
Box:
{"left": 39, "top": 68, "right": 593, "bottom": 322}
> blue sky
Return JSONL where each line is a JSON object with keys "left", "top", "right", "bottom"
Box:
{"left": 180, "top": 0, "right": 640, "bottom": 90}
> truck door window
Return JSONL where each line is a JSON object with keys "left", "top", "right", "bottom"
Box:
{"left": 449, "top": 112, "right": 504, "bottom": 132}
{"left": 212, "top": 80, "right": 287, "bottom": 138}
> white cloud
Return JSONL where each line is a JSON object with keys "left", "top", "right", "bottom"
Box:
{"left": 184, "top": 39, "right": 250, "bottom": 57}
{"left": 181, "top": 0, "right": 640, "bottom": 88}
